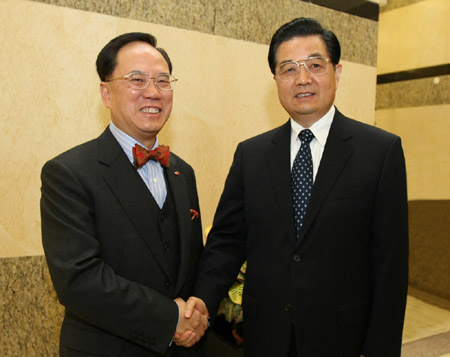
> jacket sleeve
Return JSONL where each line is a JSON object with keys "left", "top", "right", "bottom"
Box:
{"left": 194, "top": 143, "right": 247, "bottom": 320}
{"left": 361, "top": 136, "right": 409, "bottom": 356}
{"left": 40, "top": 157, "right": 178, "bottom": 355}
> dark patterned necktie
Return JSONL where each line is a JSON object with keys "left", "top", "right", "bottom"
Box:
{"left": 291, "top": 129, "right": 315, "bottom": 239}
{"left": 132, "top": 144, "right": 170, "bottom": 169}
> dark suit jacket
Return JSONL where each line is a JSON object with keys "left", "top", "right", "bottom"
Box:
{"left": 194, "top": 109, "right": 408, "bottom": 357}
{"left": 41, "top": 128, "right": 204, "bottom": 357}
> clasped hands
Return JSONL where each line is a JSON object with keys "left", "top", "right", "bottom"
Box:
{"left": 173, "top": 297, "right": 208, "bottom": 347}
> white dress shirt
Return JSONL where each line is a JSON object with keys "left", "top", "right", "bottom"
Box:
{"left": 290, "top": 106, "right": 335, "bottom": 182}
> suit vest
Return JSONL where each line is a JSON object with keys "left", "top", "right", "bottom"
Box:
{"left": 153, "top": 184, "right": 180, "bottom": 288}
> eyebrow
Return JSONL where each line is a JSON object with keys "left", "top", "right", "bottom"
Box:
{"left": 278, "top": 52, "right": 326, "bottom": 66}
{"left": 128, "top": 70, "right": 171, "bottom": 76}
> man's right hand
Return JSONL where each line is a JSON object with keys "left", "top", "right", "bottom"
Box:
{"left": 173, "top": 297, "right": 209, "bottom": 347}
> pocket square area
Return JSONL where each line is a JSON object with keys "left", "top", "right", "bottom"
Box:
{"left": 190, "top": 209, "right": 199, "bottom": 220}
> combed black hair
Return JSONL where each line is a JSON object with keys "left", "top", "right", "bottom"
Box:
{"left": 268, "top": 18, "right": 341, "bottom": 74}
{"left": 96, "top": 32, "right": 172, "bottom": 81}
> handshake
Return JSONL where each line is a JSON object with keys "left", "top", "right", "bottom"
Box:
{"left": 173, "top": 297, "right": 209, "bottom": 347}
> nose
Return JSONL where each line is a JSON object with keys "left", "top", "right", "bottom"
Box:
{"left": 142, "top": 78, "right": 161, "bottom": 98}
{"left": 295, "top": 63, "right": 312, "bottom": 85}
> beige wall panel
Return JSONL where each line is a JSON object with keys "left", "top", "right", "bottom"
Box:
{"left": 375, "top": 105, "right": 450, "bottom": 200}
{"left": 335, "top": 62, "right": 376, "bottom": 125}
{"left": 378, "top": 0, "right": 450, "bottom": 74}
{"left": 0, "top": 0, "right": 376, "bottom": 257}
{"left": 0, "top": 0, "right": 111, "bottom": 258}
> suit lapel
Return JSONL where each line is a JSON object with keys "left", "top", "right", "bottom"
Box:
{"left": 297, "top": 110, "right": 354, "bottom": 244}
{"left": 164, "top": 157, "right": 192, "bottom": 294}
{"left": 266, "top": 121, "right": 298, "bottom": 247}
{"left": 97, "top": 129, "right": 174, "bottom": 280}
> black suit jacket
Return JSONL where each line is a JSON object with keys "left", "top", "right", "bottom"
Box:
{"left": 41, "top": 128, "right": 204, "bottom": 356}
{"left": 195, "top": 109, "right": 408, "bottom": 357}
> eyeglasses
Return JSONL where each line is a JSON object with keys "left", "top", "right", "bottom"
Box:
{"left": 276, "top": 56, "right": 330, "bottom": 81}
{"left": 105, "top": 72, "right": 178, "bottom": 90}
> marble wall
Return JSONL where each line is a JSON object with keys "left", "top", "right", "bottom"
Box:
{"left": 0, "top": 0, "right": 378, "bottom": 354}
{"left": 0, "top": 256, "right": 64, "bottom": 356}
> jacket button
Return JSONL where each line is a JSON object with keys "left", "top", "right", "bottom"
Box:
{"left": 293, "top": 255, "right": 301, "bottom": 262}
{"left": 160, "top": 215, "right": 166, "bottom": 222}
{"left": 284, "top": 304, "right": 292, "bottom": 312}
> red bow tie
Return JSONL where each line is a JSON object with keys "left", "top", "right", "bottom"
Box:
{"left": 132, "top": 144, "right": 170, "bottom": 169}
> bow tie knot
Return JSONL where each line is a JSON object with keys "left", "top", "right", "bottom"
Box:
{"left": 132, "top": 144, "right": 170, "bottom": 169}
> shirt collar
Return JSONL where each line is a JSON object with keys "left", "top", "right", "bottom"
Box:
{"left": 290, "top": 106, "right": 335, "bottom": 148}
{"left": 109, "top": 121, "right": 159, "bottom": 164}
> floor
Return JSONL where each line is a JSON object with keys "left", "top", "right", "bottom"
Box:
{"left": 402, "top": 295, "right": 450, "bottom": 356}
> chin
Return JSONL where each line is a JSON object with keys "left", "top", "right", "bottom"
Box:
{"left": 293, "top": 108, "right": 317, "bottom": 117}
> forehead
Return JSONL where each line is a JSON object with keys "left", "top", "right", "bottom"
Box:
{"left": 114, "top": 41, "right": 169, "bottom": 74}
{"left": 276, "top": 35, "right": 328, "bottom": 64}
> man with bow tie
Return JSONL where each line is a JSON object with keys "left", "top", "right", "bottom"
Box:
{"left": 40, "top": 32, "right": 208, "bottom": 357}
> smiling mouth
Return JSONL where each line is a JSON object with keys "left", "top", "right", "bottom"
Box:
{"left": 140, "top": 107, "right": 161, "bottom": 114}
{"left": 296, "top": 93, "right": 313, "bottom": 98}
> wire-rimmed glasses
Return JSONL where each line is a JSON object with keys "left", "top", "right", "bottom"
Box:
{"left": 276, "top": 56, "right": 330, "bottom": 81}
{"left": 105, "top": 72, "right": 178, "bottom": 90}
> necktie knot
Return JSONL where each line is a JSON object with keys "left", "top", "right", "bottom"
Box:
{"left": 299, "top": 129, "right": 314, "bottom": 144}
{"left": 132, "top": 144, "right": 170, "bottom": 169}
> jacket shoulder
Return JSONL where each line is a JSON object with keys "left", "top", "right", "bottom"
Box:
{"left": 335, "top": 111, "right": 401, "bottom": 145}
{"left": 41, "top": 129, "right": 115, "bottom": 176}
{"left": 239, "top": 121, "right": 290, "bottom": 148}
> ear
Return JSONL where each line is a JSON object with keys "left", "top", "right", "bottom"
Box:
{"left": 100, "top": 82, "right": 111, "bottom": 108}
{"left": 334, "top": 63, "right": 343, "bottom": 89}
